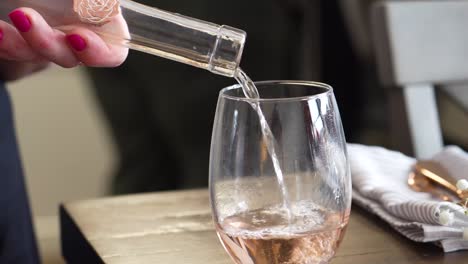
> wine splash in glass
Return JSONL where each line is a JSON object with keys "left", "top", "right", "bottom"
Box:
{"left": 234, "top": 69, "right": 292, "bottom": 218}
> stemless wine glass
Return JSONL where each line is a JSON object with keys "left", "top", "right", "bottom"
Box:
{"left": 209, "top": 81, "right": 351, "bottom": 264}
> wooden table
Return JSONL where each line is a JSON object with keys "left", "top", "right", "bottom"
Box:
{"left": 60, "top": 189, "right": 468, "bottom": 263}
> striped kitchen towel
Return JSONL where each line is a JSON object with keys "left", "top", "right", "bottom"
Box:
{"left": 348, "top": 144, "right": 468, "bottom": 252}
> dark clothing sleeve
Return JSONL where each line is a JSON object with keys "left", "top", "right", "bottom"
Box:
{"left": 0, "top": 85, "right": 40, "bottom": 263}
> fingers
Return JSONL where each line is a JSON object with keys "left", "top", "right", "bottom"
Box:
{"left": 0, "top": 20, "right": 38, "bottom": 62}
{"left": 65, "top": 27, "right": 128, "bottom": 67}
{"left": 64, "top": 15, "right": 129, "bottom": 67}
{"left": 7, "top": 8, "right": 128, "bottom": 68}
{"left": 9, "top": 8, "right": 80, "bottom": 68}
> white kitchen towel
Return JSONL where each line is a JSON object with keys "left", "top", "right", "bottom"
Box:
{"left": 348, "top": 144, "right": 468, "bottom": 252}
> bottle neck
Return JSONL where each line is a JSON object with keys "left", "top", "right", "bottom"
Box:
{"left": 118, "top": 0, "right": 246, "bottom": 77}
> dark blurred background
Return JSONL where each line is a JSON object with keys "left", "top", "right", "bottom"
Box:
{"left": 86, "top": 0, "right": 467, "bottom": 195}
{"left": 86, "top": 0, "right": 385, "bottom": 195}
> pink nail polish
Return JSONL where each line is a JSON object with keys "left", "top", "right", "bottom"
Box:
{"left": 66, "top": 34, "right": 87, "bottom": 52}
{"left": 9, "top": 10, "right": 31, "bottom": 33}
{"left": 0, "top": 29, "right": 3, "bottom": 41}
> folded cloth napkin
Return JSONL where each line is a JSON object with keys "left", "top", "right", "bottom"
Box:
{"left": 348, "top": 144, "right": 468, "bottom": 252}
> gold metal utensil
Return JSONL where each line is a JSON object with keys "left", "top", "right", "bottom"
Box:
{"left": 408, "top": 161, "right": 468, "bottom": 201}
{"left": 408, "top": 172, "right": 455, "bottom": 202}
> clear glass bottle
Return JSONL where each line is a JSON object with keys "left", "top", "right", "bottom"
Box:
{"left": 0, "top": 0, "right": 246, "bottom": 77}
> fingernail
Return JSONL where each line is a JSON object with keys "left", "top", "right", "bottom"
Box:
{"left": 0, "top": 29, "right": 3, "bottom": 41}
{"left": 9, "top": 10, "right": 31, "bottom": 33}
{"left": 66, "top": 34, "right": 87, "bottom": 52}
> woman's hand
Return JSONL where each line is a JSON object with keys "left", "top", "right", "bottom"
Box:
{"left": 0, "top": 7, "right": 129, "bottom": 81}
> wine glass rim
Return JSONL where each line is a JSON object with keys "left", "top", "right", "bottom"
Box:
{"left": 220, "top": 80, "right": 333, "bottom": 102}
